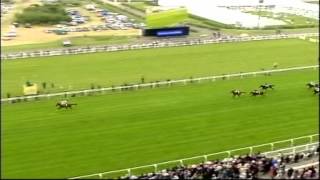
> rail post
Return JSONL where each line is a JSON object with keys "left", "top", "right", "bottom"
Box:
{"left": 310, "top": 135, "right": 313, "bottom": 143}
{"left": 291, "top": 139, "right": 294, "bottom": 147}
{"left": 271, "top": 143, "right": 274, "bottom": 151}
{"left": 98, "top": 173, "right": 102, "bottom": 179}
{"left": 227, "top": 151, "right": 231, "bottom": 158}
{"left": 249, "top": 147, "right": 253, "bottom": 156}
{"left": 180, "top": 160, "right": 184, "bottom": 166}
{"left": 127, "top": 169, "right": 131, "bottom": 176}
{"left": 204, "top": 155, "right": 208, "bottom": 162}
{"left": 154, "top": 164, "right": 158, "bottom": 172}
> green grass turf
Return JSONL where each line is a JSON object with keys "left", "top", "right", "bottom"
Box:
{"left": 146, "top": 8, "right": 188, "bottom": 28}
{"left": 1, "top": 68, "right": 318, "bottom": 178}
{"left": 1, "top": 39, "right": 318, "bottom": 97}
{"left": 122, "top": 2, "right": 149, "bottom": 12}
{"left": 2, "top": 35, "right": 139, "bottom": 53}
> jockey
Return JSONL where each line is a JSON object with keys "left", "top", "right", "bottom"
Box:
{"left": 60, "top": 100, "right": 68, "bottom": 105}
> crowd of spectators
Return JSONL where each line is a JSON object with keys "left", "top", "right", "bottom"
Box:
{"left": 120, "top": 147, "right": 319, "bottom": 179}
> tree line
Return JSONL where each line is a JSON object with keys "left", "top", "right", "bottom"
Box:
{"left": 15, "top": 4, "right": 71, "bottom": 25}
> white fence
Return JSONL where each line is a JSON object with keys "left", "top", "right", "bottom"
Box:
{"left": 1, "top": 33, "right": 318, "bottom": 60}
{"left": 69, "top": 134, "right": 319, "bottom": 179}
{"left": 1, "top": 65, "right": 318, "bottom": 103}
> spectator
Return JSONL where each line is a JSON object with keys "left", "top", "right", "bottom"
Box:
{"left": 121, "top": 148, "right": 319, "bottom": 180}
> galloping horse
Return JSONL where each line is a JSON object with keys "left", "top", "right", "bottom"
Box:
{"left": 314, "top": 87, "right": 319, "bottom": 95}
{"left": 260, "top": 83, "right": 274, "bottom": 90}
{"left": 56, "top": 101, "right": 77, "bottom": 109}
{"left": 251, "top": 90, "right": 265, "bottom": 96}
{"left": 231, "top": 89, "right": 246, "bottom": 97}
{"left": 306, "top": 82, "right": 319, "bottom": 89}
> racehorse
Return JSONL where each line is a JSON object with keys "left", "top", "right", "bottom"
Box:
{"left": 231, "top": 89, "right": 246, "bottom": 97}
{"left": 260, "top": 83, "right": 274, "bottom": 90}
{"left": 314, "top": 87, "right": 319, "bottom": 95}
{"left": 56, "top": 101, "right": 77, "bottom": 109}
{"left": 306, "top": 82, "right": 319, "bottom": 88}
{"left": 251, "top": 90, "right": 265, "bottom": 96}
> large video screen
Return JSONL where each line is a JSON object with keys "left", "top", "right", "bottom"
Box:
{"left": 143, "top": 27, "right": 189, "bottom": 37}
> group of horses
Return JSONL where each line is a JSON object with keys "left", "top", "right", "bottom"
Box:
{"left": 231, "top": 83, "right": 274, "bottom": 97}
{"left": 306, "top": 82, "right": 319, "bottom": 94}
{"left": 55, "top": 82, "right": 318, "bottom": 109}
{"left": 231, "top": 81, "right": 319, "bottom": 98}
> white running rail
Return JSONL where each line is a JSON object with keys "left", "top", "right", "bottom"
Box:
{"left": 1, "top": 33, "right": 318, "bottom": 60}
{"left": 286, "top": 162, "right": 319, "bottom": 171}
{"left": 1, "top": 65, "right": 318, "bottom": 102}
{"left": 69, "top": 134, "right": 319, "bottom": 179}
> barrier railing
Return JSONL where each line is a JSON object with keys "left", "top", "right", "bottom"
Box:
{"left": 69, "top": 134, "right": 319, "bottom": 179}
{"left": 1, "top": 65, "right": 318, "bottom": 102}
{"left": 1, "top": 33, "right": 318, "bottom": 60}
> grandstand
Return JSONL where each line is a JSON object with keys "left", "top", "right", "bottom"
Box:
{"left": 69, "top": 135, "right": 319, "bottom": 179}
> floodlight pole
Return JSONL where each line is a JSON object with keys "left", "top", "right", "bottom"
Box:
{"left": 257, "top": 0, "right": 264, "bottom": 28}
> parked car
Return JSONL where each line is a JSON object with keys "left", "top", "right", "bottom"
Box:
{"left": 24, "top": 23, "right": 32, "bottom": 28}
{"left": 4, "top": 31, "right": 17, "bottom": 37}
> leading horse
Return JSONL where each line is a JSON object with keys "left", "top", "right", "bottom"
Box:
{"left": 306, "top": 82, "right": 319, "bottom": 89}
{"left": 56, "top": 101, "right": 77, "bottom": 109}
{"left": 260, "top": 83, "right": 274, "bottom": 90}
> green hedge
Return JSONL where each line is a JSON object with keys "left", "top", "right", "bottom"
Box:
{"left": 262, "top": 24, "right": 317, "bottom": 29}
{"left": 186, "top": 22, "right": 220, "bottom": 31}
{"left": 189, "top": 14, "right": 237, "bottom": 29}
{"left": 91, "top": 0, "right": 145, "bottom": 22}
{"left": 122, "top": 3, "right": 146, "bottom": 13}
{"left": 189, "top": 14, "right": 316, "bottom": 31}
{"left": 55, "top": 0, "right": 83, "bottom": 7}
{"left": 15, "top": 4, "right": 71, "bottom": 25}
